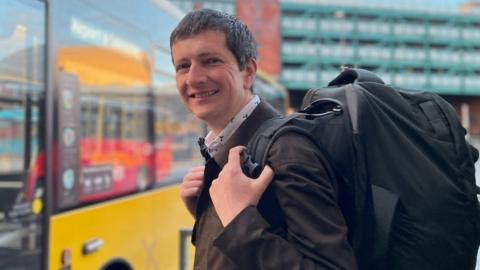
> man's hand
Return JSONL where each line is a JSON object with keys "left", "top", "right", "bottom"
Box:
{"left": 209, "top": 146, "right": 274, "bottom": 227}
{"left": 180, "top": 166, "right": 205, "bottom": 217}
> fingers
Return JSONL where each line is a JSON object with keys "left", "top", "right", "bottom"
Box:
{"left": 191, "top": 166, "right": 205, "bottom": 172}
{"left": 209, "top": 164, "right": 275, "bottom": 226}
{"left": 227, "top": 145, "right": 246, "bottom": 167}
{"left": 180, "top": 181, "right": 203, "bottom": 201}
{"left": 180, "top": 166, "right": 205, "bottom": 217}
{"left": 257, "top": 164, "right": 274, "bottom": 182}
{"left": 183, "top": 166, "right": 205, "bottom": 183}
{"left": 181, "top": 179, "right": 204, "bottom": 192}
{"left": 187, "top": 166, "right": 205, "bottom": 175}
{"left": 184, "top": 171, "right": 204, "bottom": 182}
{"left": 253, "top": 165, "right": 274, "bottom": 194}
{"left": 180, "top": 166, "right": 205, "bottom": 200}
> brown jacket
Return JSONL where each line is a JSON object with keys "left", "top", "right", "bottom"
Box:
{"left": 192, "top": 101, "right": 357, "bottom": 270}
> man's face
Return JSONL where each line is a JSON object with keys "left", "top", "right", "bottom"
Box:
{"left": 171, "top": 30, "right": 256, "bottom": 133}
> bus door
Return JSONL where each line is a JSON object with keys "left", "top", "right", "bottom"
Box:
{"left": 0, "top": 0, "right": 46, "bottom": 269}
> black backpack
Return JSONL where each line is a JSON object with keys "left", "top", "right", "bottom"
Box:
{"left": 246, "top": 68, "right": 480, "bottom": 270}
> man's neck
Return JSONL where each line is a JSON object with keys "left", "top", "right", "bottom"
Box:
{"left": 207, "top": 94, "right": 254, "bottom": 135}
{"left": 204, "top": 95, "right": 261, "bottom": 155}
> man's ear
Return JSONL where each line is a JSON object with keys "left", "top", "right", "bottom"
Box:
{"left": 243, "top": 59, "right": 257, "bottom": 91}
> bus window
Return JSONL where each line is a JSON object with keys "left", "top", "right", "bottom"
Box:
{"left": 80, "top": 96, "right": 98, "bottom": 138}
{"left": 153, "top": 83, "right": 204, "bottom": 184}
{"left": 51, "top": 0, "right": 157, "bottom": 207}
{"left": 0, "top": 0, "right": 45, "bottom": 269}
{"left": 0, "top": 104, "right": 24, "bottom": 173}
{"left": 103, "top": 101, "right": 122, "bottom": 139}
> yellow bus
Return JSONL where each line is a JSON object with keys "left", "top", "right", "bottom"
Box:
{"left": 0, "top": 1, "right": 289, "bottom": 269}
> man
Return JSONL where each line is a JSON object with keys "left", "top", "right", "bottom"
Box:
{"left": 170, "top": 8, "right": 356, "bottom": 269}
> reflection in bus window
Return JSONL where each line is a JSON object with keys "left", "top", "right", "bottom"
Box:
{"left": 103, "top": 102, "right": 122, "bottom": 139}
{"left": 52, "top": 0, "right": 156, "bottom": 206}
{"left": 80, "top": 96, "right": 98, "bottom": 137}
{"left": 75, "top": 90, "right": 153, "bottom": 203}
{"left": 0, "top": 1, "right": 45, "bottom": 269}
{"left": 0, "top": 104, "right": 25, "bottom": 173}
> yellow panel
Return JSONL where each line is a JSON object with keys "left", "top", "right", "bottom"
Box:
{"left": 49, "top": 185, "right": 195, "bottom": 270}
{"left": 57, "top": 46, "right": 152, "bottom": 86}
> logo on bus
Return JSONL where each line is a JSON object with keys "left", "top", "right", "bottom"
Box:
{"left": 62, "top": 169, "right": 75, "bottom": 191}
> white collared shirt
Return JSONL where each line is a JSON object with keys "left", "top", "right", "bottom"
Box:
{"left": 205, "top": 95, "right": 261, "bottom": 156}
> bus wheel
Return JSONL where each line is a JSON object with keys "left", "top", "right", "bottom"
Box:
{"left": 101, "top": 259, "right": 132, "bottom": 270}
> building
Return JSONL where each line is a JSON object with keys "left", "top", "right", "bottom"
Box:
{"left": 280, "top": 1, "right": 480, "bottom": 138}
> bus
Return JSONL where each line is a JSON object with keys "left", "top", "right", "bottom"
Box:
{"left": 0, "top": 1, "right": 289, "bottom": 269}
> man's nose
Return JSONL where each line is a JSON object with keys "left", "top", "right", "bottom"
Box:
{"left": 186, "top": 63, "right": 207, "bottom": 86}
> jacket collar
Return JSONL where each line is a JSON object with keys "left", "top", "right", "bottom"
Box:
{"left": 211, "top": 101, "right": 282, "bottom": 168}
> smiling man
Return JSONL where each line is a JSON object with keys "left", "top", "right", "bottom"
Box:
{"left": 172, "top": 29, "right": 254, "bottom": 136}
{"left": 170, "top": 9, "right": 356, "bottom": 270}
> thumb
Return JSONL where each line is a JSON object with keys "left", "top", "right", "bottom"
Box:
{"left": 253, "top": 165, "right": 274, "bottom": 192}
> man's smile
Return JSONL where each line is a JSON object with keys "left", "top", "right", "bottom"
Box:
{"left": 189, "top": 90, "right": 220, "bottom": 99}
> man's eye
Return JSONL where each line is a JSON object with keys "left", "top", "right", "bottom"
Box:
{"left": 205, "top": 58, "right": 220, "bottom": 64}
{"left": 176, "top": 63, "right": 189, "bottom": 72}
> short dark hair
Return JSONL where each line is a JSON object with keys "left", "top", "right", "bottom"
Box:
{"left": 170, "top": 8, "right": 258, "bottom": 70}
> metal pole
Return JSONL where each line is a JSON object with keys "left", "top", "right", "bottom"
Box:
{"left": 179, "top": 228, "right": 192, "bottom": 270}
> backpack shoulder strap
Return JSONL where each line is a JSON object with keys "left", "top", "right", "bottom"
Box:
{"left": 247, "top": 113, "right": 317, "bottom": 168}
{"left": 247, "top": 115, "right": 295, "bottom": 167}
